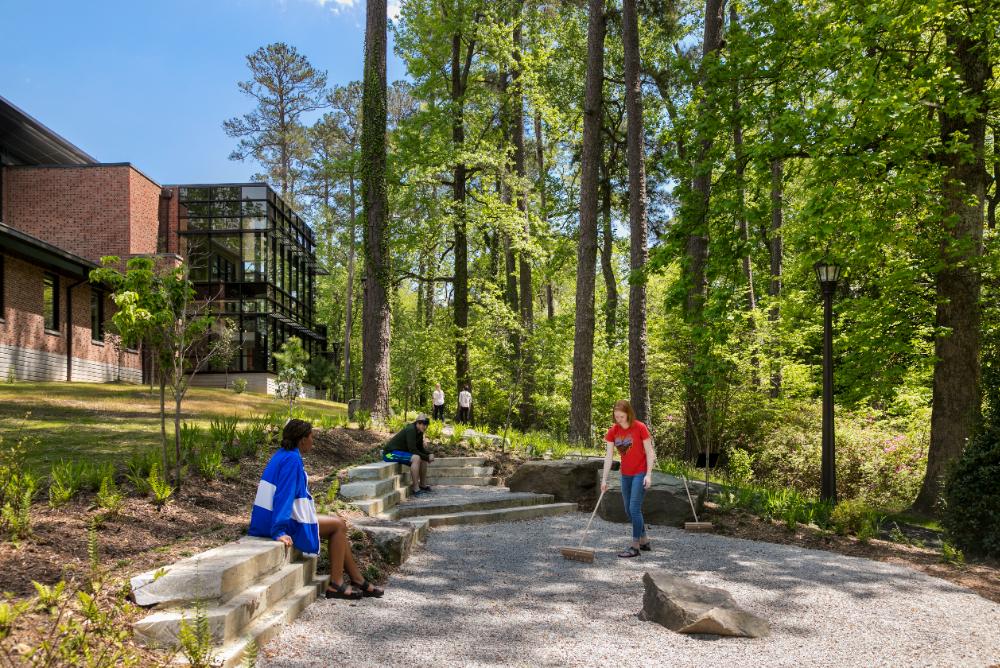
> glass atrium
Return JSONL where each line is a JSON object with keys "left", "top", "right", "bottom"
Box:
{"left": 174, "top": 184, "right": 326, "bottom": 373}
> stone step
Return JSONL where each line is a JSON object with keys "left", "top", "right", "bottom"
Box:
{"left": 384, "top": 492, "right": 555, "bottom": 520}
{"left": 417, "top": 502, "right": 577, "bottom": 527}
{"left": 347, "top": 461, "right": 403, "bottom": 481}
{"left": 425, "top": 476, "right": 500, "bottom": 486}
{"left": 130, "top": 537, "right": 287, "bottom": 608}
{"left": 134, "top": 557, "right": 316, "bottom": 647}
{"left": 431, "top": 456, "right": 487, "bottom": 466}
{"left": 425, "top": 466, "right": 494, "bottom": 477}
{"left": 339, "top": 476, "right": 403, "bottom": 500}
{"left": 209, "top": 578, "right": 327, "bottom": 668}
{"left": 351, "top": 485, "right": 414, "bottom": 516}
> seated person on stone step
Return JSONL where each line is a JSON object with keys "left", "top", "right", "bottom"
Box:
{"left": 382, "top": 413, "right": 434, "bottom": 495}
{"left": 249, "top": 419, "right": 384, "bottom": 600}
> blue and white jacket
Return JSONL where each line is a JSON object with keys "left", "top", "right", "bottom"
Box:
{"left": 248, "top": 448, "right": 320, "bottom": 555}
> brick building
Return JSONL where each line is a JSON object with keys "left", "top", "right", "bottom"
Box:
{"left": 0, "top": 96, "right": 325, "bottom": 390}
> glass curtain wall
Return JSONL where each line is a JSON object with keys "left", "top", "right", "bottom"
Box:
{"left": 176, "top": 185, "right": 323, "bottom": 373}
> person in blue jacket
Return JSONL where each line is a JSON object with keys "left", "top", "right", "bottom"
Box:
{"left": 249, "top": 419, "right": 384, "bottom": 600}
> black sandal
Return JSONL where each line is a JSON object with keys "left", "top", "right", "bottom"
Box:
{"left": 351, "top": 579, "right": 385, "bottom": 598}
{"left": 640, "top": 542, "right": 651, "bottom": 551}
{"left": 326, "top": 580, "right": 362, "bottom": 600}
{"left": 617, "top": 547, "right": 641, "bottom": 558}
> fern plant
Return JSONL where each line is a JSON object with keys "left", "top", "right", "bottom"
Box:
{"left": 96, "top": 474, "right": 125, "bottom": 516}
{"left": 148, "top": 463, "right": 173, "bottom": 508}
{"left": 177, "top": 599, "right": 216, "bottom": 668}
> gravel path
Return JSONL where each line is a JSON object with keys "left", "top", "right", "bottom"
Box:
{"left": 261, "top": 514, "right": 1000, "bottom": 667}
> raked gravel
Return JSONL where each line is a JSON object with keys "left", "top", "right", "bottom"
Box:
{"left": 260, "top": 513, "right": 1000, "bottom": 668}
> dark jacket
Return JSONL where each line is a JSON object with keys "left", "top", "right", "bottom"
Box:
{"left": 382, "top": 422, "right": 431, "bottom": 459}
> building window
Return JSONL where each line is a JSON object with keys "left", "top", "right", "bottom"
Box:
{"left": 43, "top": 273, "right": 59, "bottom": 332}
{"left": 91, "top": 289, "right": 105, "bottom": 341}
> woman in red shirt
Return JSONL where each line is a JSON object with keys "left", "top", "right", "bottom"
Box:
{"left": 600, "top": 399, "right": 655, "bottom": 558}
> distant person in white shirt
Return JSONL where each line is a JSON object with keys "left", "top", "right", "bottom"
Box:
{"left": 432, "top": 383, "right": 445, "bottom": 421}
{"left": 458, "top": 385, "right": 472, "bottom": 424}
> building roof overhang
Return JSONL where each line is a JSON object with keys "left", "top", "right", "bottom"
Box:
{"left": 0, "top": 95, "right": 97, "bottom": 166}
{"left": 0, "top": 222, "right": 97, "bottom": 279}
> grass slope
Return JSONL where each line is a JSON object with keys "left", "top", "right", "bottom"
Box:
{"left": 0, "top": 381, "right": 346, "bottom": 469}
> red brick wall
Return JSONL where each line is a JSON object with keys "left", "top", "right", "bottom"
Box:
{"left": 1, "top": 164, "right": 161, "bottom": 265}
{"left": 0, "top": 254, "right": 140, "bottom": 371}
{"left": 129, "top": 169, "right": 160, "bottom": 256}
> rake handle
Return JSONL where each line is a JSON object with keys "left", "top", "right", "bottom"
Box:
{"left": 577, "top": 487, "right": 608, "bottom": 547}
{"left": 682, "top": 475, "right": 700, "bottom": 523}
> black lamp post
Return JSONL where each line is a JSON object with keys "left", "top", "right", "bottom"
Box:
{"left": 814, "top": 260, "right": 843, "bottom": 504}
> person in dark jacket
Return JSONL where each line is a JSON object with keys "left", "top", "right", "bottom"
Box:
{"left": 382, "top": 414, "right": 434, "bottom": 495}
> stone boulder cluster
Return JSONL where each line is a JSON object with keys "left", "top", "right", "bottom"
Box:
{"left": 507, "top": 459, "right": 716, "bottom": 526}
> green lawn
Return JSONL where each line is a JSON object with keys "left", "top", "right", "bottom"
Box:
{"left": 0, "top": 382, "right": 346, "bottom": 470}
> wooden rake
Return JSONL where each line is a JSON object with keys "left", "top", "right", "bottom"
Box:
{"left": 682, "top": 475, "right": 713, "bottom": 532}
{"left": 559, "top": 488, "right": 607, "bottom": 563}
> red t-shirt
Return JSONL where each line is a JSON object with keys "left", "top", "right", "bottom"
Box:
{"left": 605, "top": 420, "right": 650, "bottom": 476}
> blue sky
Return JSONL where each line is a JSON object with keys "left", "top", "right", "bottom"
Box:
{"left": 0, "top": 0, "right": 403, "bottom": 184}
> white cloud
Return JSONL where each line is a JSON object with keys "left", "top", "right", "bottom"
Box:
{"left": 387, "top": 0, "right": 401, "bottom": 19}
{"left": 314, "top": 0, "right": 359, "bottom": 12}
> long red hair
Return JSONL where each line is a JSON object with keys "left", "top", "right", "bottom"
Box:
{"left": 613, "top": 400, "right": 636, "bottom": 427}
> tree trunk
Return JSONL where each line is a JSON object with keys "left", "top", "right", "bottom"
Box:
{"left": 768, "top": 157, "right": 783, "bottom": 398}
{"left": 452, "top": 33, "right": 472, "bottom": 401}
{"left": 174, "top": 392, "right": 183, "bottom": 489}
{"left": 730, "top": 3, "right": 759, "bottom": 388}
{"left": 914, "top": 16, "right": 990, "bottom": 514}
{"left": 535, "top": 111, "right": 555, "bottom": 321}
{"left": 344, "top": 174, "right": 357, "bottom": 401}
{"left": 600, "top": 158, "right": 618, "bottom": 346}
{"left": 512, "top": 16, "right": 535, "bottom": 430}
{"left": 159, "top": 372, "right": 167, "bottom": 473}
{"left": 622, "top": 0, "right": 651, "bottom": 424}
{"left": 683, "top": 0, "right": 724, "bottom": 460}
{"left": 569, "top": 0, "right": 605, "bottom": 443}
{"left": 360, "top": 0, "right": 391, "bottom": 420}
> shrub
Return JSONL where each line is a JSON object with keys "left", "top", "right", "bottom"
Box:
{"left": 221, "top": 463, "right": 241, "bottom": 481}
{"left": 727, "top": 448, "right": 755, "bottom": 486}
{"left": 232, "top": 377, "right": 248, "bottom": 394}
{"left": 237, "top": 420, "right": 268, "bottom": 459}
{"left": 424, "top": 420, "right": 444, "bottom": 441}
{"left": 830, "top": 498, "right": 882, "bottom": 537}
{"left": 942, "top": 424, "right": 1000, "bottom": 558}
{"left": 211, "top": 415, "right": 240, "bottom": 457}
{"left": 355, "top": 410, "right": 372, "bottom": 431}
{"left": 4, "top": 368, "right": 14, "bottom": 384}
{"left": 196, "top": 444, "right": 224, "bottom": 479}
{"left": 0, "top": 430, "right": 37, "bottom": 542}
{"left": 180, "top": 422, "right": 203, "bottom": 463}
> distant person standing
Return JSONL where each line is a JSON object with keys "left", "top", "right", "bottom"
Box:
{"left": 457, "top": 385, "right": 472, "bottom": 424}
{"left": 432, "top": 383, "right": 445, "bottom": 421}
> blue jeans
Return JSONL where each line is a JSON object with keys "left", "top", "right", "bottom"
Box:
{"left": 620, "top": 473, "right": 648, "bottom": 541}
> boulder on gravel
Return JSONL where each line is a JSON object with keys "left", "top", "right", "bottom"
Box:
{"left": 596, "top": 470, "right": 718, "bottom": 527}
{"left": 507, "top": 459, "right": 604, "bottom": 503}
{"left": 640, "top": 571, "right": 770, "bottom": 638}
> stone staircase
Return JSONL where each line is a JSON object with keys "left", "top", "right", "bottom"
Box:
{"left": 340, "top": 456, "right": 576, "bottom": 527}
{"left": 130, "top": 537, "right": 327, "bottom": 667}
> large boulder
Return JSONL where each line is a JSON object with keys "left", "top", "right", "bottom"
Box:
{"left": 597, "top": 470, "right": 715, "bottom": 526}
{"left": 507, "top": 459, "right": 604, "bottom": 503}
{"left": 640, "top": 571, "right": 770, "bottom": 638}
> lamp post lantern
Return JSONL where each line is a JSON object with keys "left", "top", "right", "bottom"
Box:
{"left": 814, "top": 260, "right": 843, "bottom": 503}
